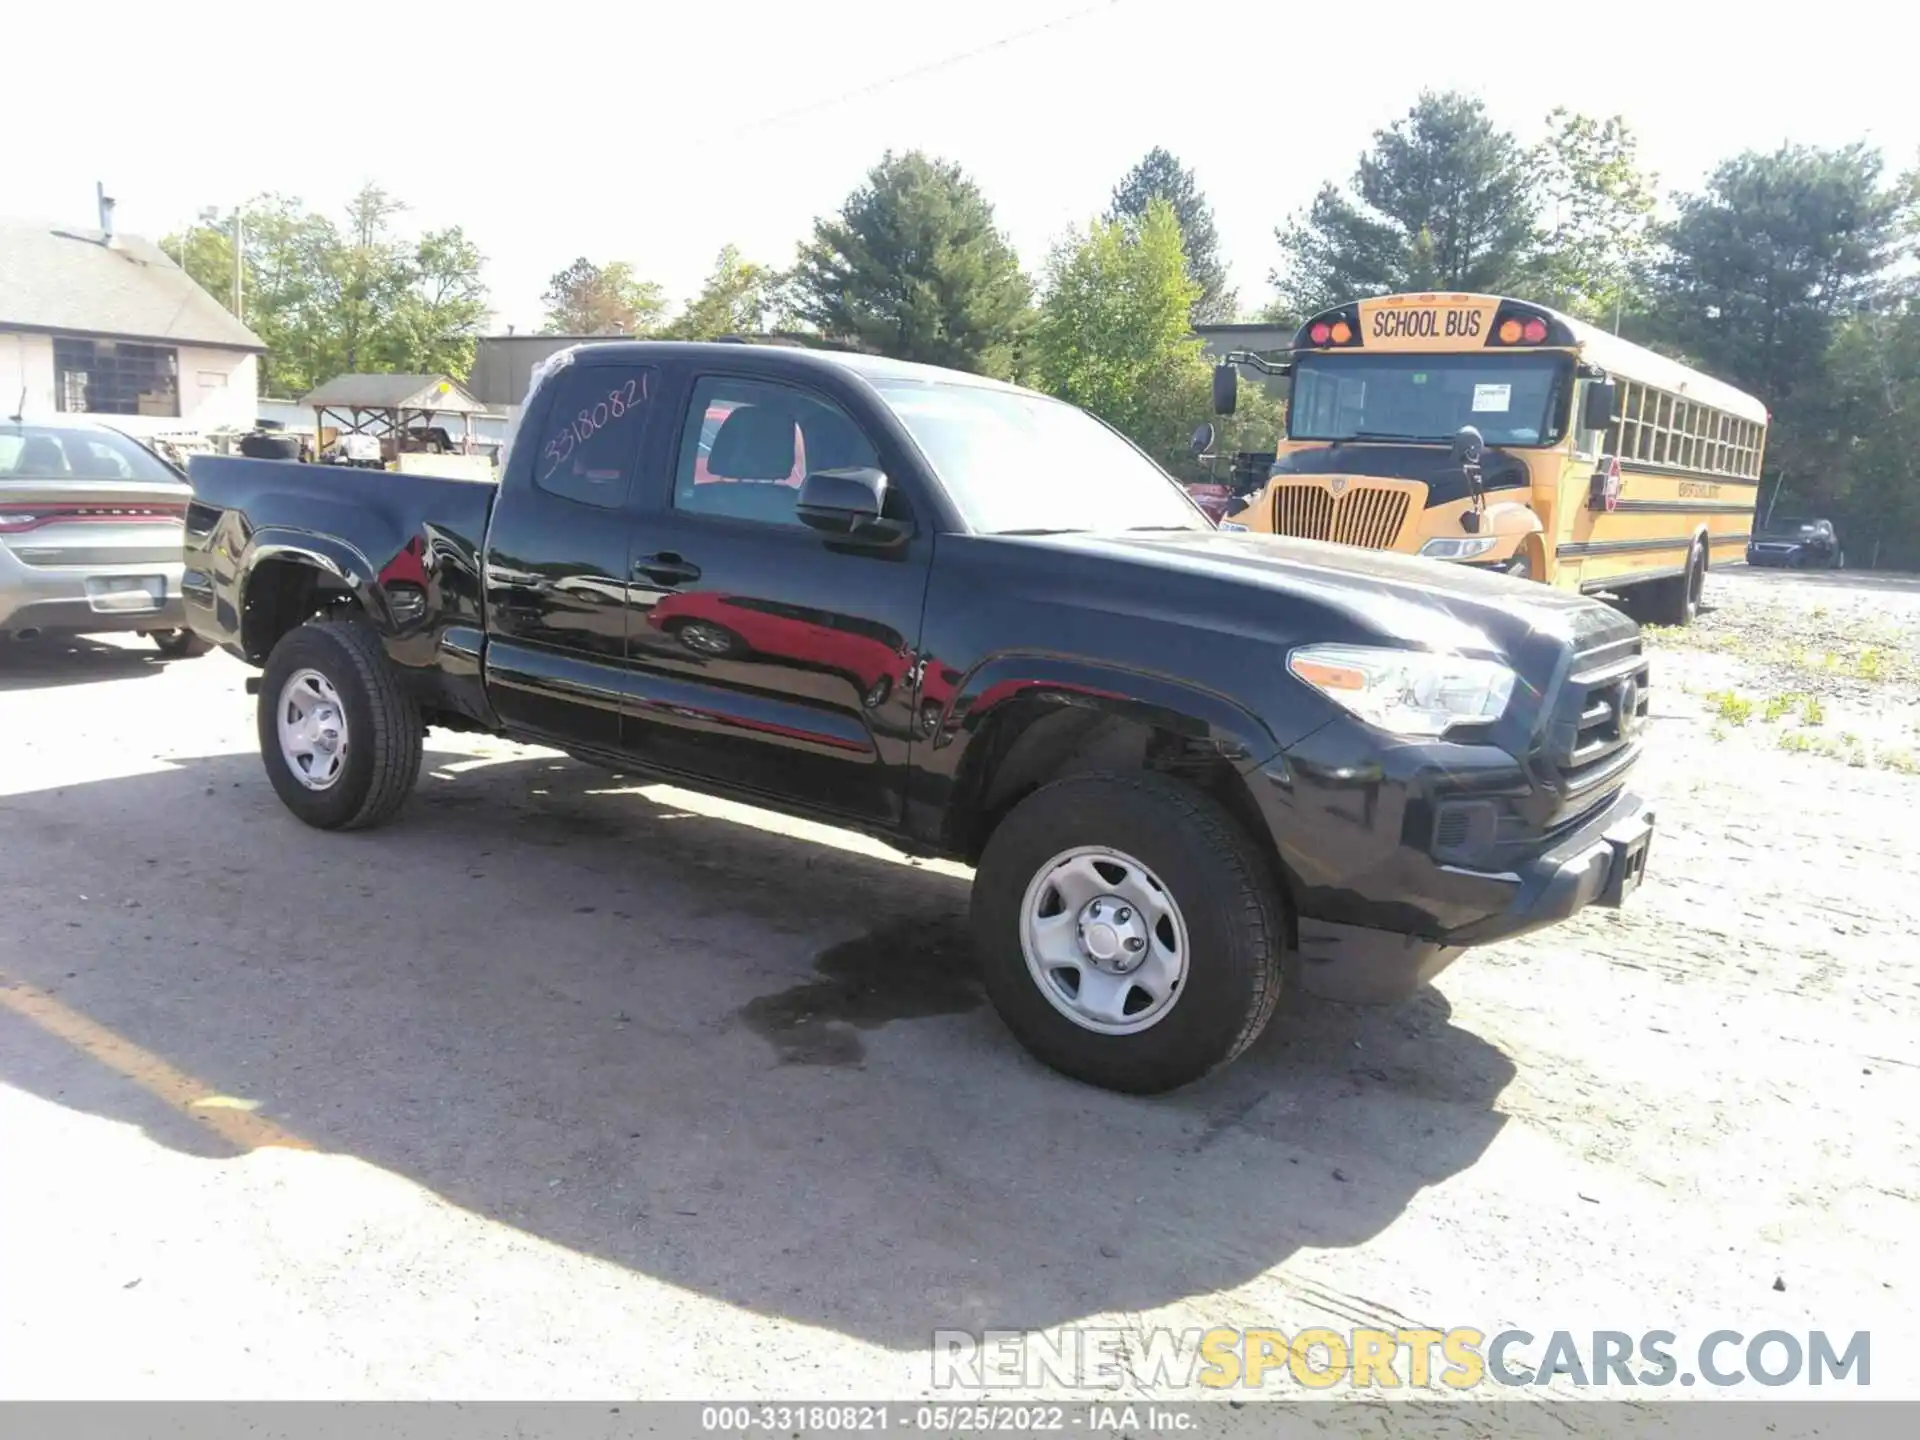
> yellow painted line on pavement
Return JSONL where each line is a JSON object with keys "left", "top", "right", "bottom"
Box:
{"left": 0, "top": 973, "right": 313, "bottom": 1153}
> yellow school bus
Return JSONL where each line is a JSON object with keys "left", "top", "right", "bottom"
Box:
{"left": 1210, "top": 292, "right": 1769, "bottom": 624}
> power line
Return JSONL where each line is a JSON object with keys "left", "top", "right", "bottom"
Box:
{"left": 730, "top": 0, "right": 1125, "bottom": 137}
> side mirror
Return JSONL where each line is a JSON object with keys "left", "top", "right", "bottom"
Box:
{"left": 1212, "top": 363, "right": 1239, "bottom": 416}
{"left": 1450, "top": 425, "right": 1485, "bottom": 466}
{"left": 1583, "top": 379, "right": 1618, "bottom": 433}
{"left": 796, "top": 467, "right": 910, "bottom": 545}
{"left": 1189, "top": 422, "right": 1216, "bottom": 457}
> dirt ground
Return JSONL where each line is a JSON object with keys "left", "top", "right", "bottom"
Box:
{"left": 0, "top": 566, "right": 1913, "bottom": 1425}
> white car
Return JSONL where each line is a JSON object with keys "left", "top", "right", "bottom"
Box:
{"left": 0, "top": 416, "right": 205, "bottom": 655}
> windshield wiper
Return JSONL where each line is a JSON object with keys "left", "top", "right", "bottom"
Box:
{"left": 1332, "top": 429, "right": 1447, "bottom": 444}
{"left": 1124, "top": 524, "right": 1204, "bottom": 532}
{"left": 996, "top": 527, "right": 1088, "bottom": 536}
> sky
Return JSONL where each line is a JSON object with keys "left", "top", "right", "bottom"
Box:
{"left": 11, "top": 0, "right": 1918, "bottom": 334}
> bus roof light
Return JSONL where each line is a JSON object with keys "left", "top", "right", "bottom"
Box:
{"left": 1522, "top": 317, "right": 1549, "bottom": 344}
{"left": 1309, "top": 322, "right": 1332, "bottom": 345}
{"left": 1497, "top": 319, "right": 1523, "bottom": 344}
{"left": 1329, "top": 320, "right": 1353, "bottom": 344}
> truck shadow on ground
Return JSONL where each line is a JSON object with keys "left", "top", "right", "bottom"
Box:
{"left": 0, "top": 742, "right": 1516, "bottom": 1349}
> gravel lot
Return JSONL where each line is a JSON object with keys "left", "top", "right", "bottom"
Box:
{"left": 1, "top": 566, "right": 1913, "bottom": 1422}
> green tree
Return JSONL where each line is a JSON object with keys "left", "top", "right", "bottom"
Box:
{"left": 1031, "top": 200, "right": 1214, "bottom": 468}
{"left": 382, "top": 227, "right": 489, "bottom": 379}
{"left": 1528, "top": 109, "right": 1657, "bottom": 326}
{"left": 165, "top": 187, "right": 489, "bottom": 397}
{"left": 1272, "top": 91, "right": 1536, "bottom": 316}
{"left": 1642, "top": 144, "right": 1911, "bottom": 409}
{"left": 1823, "top": 302, "right": 1920, "bottom": 563}
{"left": 791, "top": 151, "right": 1031, "bottom": 376}
{"left": 1107, "top": 147, "right": 1236, "bottom": 323}
{"left": 539, "top": 258, "right": 666, "bottom": 336}
{"left": 1640, "top": 143, "right": 1916, "bottom": 516}
{"left": 660, "top": 246, "right": 777, "bottom": 339}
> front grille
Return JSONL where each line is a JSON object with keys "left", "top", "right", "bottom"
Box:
{"left": 1548, "top": 632, "right": 1650, "bottom": 813}
{"left": 1269, "top": 483, "right": 1410, "bottom": 549}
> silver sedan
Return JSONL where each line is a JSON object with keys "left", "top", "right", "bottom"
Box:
{"left": 1, "top": 417, "right": 205, "bottom": 655}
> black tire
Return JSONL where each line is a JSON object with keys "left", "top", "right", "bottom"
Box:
{"left": 149, "top": 628, "right": 211, "bottom": 658}
{"left": 971, "top": 772, "right": 1286, "bottom": 1094}
{"left": 257, "top": 619, "right": 422, "bottom": 830}
{"left": 239, "top": 431, "right": 301, "bottom": 461}
{"left": 1639, "top": 541, "right": 1705, "bottom": 626}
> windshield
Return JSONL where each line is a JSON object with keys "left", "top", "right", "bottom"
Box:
{"left": 1762, "top": 518, "right": 1819, "bottom": 536}
{"left": 0, "top": 423, "right": 183, "bottom": 483}
{"left": 873, "top": 381, "right": 1207, "bottom": 535}
{"left": 1290, "top": 352, "right": 1573, "bottom": 447}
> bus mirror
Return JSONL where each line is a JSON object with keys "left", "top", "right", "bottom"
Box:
{"left": 1584, "top": 380, "right": 1618, "bottom": 432}
{"left": 1189, "top": 422, "right": 1216, "bottom": 457}
{"left": 1212, "top": 364, "right": 1238, "bottom": 416}
{"left": 1450, "top": 425, "right": 1485, "bottom": 466}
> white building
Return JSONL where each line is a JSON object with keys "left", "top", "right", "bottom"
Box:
{"left": 0, "top": 211, "right": 264, "bottom": 440}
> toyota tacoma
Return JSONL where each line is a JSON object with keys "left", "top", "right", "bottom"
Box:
{"left": 180, "top": 342, "right": 1655, "bottom": 1093}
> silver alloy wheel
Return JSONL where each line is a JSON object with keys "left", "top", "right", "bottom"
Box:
{"left": 1019, "top": 845, "right": 1191, "bottom": 1035}
{"left": 677, "top": 621, "right": 734, "bottom": 656}
{"left": 276, "top": 668, "right": 350, "bottom": 791}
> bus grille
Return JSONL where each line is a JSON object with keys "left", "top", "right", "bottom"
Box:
{"left": 1269, "top": 483, "right": 1411, "bottom": 549}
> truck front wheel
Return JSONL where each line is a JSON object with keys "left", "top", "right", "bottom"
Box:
{"left": 257, "top": 619, "right": 422, "bottom": 830}
{"left": 972, "top": 772, "right": 1286, "bottom": 1094}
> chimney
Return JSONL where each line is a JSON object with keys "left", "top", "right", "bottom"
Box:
{"left": 96, "top": 181, "right": 115, "bottom": 242}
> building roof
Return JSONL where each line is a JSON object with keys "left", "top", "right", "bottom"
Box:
{"left": 300, "top": 373, "right": 490, "bottom": 414}
{"left": 0, "top": 216, "right": 264, "bottom": 351}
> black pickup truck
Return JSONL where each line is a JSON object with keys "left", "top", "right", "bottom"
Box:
{"left": 182, "top": 342, "right": 1654, "bottom": 1093}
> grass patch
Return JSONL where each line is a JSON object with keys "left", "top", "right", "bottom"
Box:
{"left": 1707, "top": 690, "right": 1755, "bottom": 725}
{"left": 1776, "top": 729, "right": 1914, "bottom": 772}
{"left": 1800, "top": 694, "right": 1826, "bottom": 726}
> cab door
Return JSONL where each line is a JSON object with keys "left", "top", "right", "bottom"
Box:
{"left": 616, "top": 369, "right": 935, "bottom": 823}
{"left": 482, "top": 356, "right": 661, "bottom": 751}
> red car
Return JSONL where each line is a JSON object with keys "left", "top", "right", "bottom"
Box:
{"left": 645, "top": 591, "right": 911, "bottom": 709}
{"left": 1183, "top": 481, "right": 1234, "bottom": 523}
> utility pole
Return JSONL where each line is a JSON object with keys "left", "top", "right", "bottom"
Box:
{"left": 231, "top": 209, "right": 244, "bottom": 321}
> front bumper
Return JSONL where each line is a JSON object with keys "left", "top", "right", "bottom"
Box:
{"left": 0, "top": 550, "right": 186, "bottom": 636}
{"left": 1245, "top": 721, "right": 1655, "bottom": 1003}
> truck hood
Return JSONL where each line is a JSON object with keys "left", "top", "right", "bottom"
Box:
{"left": 1023, "top": 529, "right": 1634, "bottom": 665}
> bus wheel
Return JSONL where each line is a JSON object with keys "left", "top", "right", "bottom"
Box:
{"left": 1644, "top": 541, "right": 1706, "bottom": 627}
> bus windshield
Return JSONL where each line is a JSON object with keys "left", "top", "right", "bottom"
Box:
{"left": 1289, "top": 352, "right": 1573, "bottom": 448}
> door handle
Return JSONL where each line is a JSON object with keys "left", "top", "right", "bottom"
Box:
{"left": 633, "top": 551, "right": 702, "bottom": 586}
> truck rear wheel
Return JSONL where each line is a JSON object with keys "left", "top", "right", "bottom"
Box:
{"left": 257, "top": 619, "right": 422, "bottom": 830}
{"left": 971, "top": 772, "right": 1286, "bottom": 1094}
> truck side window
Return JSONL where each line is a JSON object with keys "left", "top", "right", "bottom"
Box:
{"left": 532, "top": 365, "right": 656, "bottom": 509}
{"left": 673, "top": 376, "right": 877, "bottom": 528}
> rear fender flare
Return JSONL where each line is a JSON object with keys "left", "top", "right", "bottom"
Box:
{"left": 242, "top": 530, "right": 398, "bottom": 637}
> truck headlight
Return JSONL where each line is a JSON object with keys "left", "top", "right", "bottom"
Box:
{"left": 1419, "top": 536, "right": 1499, "bottom": 561}
{"left": 1288, "top": 644, "right": 1516, "bottom": 738}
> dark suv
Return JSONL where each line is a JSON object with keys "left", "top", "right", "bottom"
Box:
{"left": 1748, "top": 517, "right": 1843, "bottom": 569}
